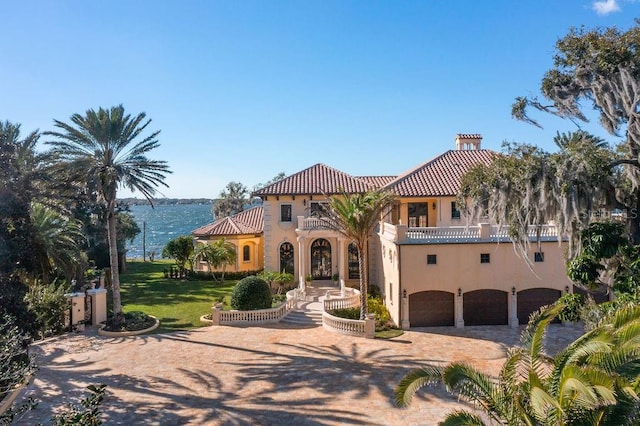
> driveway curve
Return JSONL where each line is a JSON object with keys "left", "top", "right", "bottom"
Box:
{"left": 17, "top": 323, "right": 584, "bottom": 425}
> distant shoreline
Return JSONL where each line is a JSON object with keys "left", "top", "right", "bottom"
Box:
{"left": 118, "top": 197, "right": 215, "bottom": 206}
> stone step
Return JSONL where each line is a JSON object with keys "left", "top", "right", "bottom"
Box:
{"left": 281, "top": 310, "right": 323, "bottom": 326}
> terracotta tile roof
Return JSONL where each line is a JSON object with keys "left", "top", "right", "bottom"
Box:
{"left": 252, "top": 163, "right": 374, "bottom": 196}
{"left": 192, "top": 206, "right": 263, "bottom": 237}
{"left": 355, "top": 175, "right": 397, "bottom": 189}
{"left": 383, "top": 149, "right": 496, "bottom": 197}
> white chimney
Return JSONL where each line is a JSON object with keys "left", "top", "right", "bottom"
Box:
{"left": 455, "top": 134, "right": 482, "bottom": 150}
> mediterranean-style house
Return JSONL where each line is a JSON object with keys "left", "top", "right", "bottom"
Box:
{"left": 191, "top": 206, "right": 264, "bottom": 273}
{"left": 251, "top": 134, "right": 574, "bottom": 329}
{"left": 194, "top": 134, "right": 576, "bottom": 329}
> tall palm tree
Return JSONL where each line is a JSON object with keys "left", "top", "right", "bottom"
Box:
{"left": 46, "top": 105, "right": 171, "bottom": 326}
{"left": 317, "top": 190, "right": 395, "bottom": 320}
{"left": 395, "top": 302, "right": 640, "bottom": 425}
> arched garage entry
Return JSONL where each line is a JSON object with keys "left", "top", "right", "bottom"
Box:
{"left": 517, "top": 288, "right": 561, "bottom": 325}
{"left": 409, "top": 291, "right": 454, "bottom": 327}
{"left": 464, "top": 290, "right": 508, "bottom": 326}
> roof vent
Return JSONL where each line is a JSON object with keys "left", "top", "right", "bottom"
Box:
{"left": 455, "top": 133, "right": 482, "bottom": 150}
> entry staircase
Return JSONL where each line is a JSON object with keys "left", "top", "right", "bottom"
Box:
{"left": 280, "top": 281, "right": 338, "bottom": 327}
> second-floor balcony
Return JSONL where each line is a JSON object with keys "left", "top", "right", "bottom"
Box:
{"left": 379, "top": 222, "right": 560, "bottom": 244}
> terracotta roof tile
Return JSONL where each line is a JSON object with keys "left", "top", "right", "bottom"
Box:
{"left": 383, "top": 150, "right": 495, "bottom": 197}
{"left": 355, "top": 175, "right": 396, "bottom": 189}
{"left": 192, "top": 206, "right": 263, "bottom": 237}
{"left": 253, "top": 163, "right": 374, "bottom": 196}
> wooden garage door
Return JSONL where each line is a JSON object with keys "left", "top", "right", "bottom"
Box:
{"left": 409, "top": 291, "right": 454, "bottom": 327}
{"left": 517, "top": 288, "right": 561, "bottom": 324}
{"left": 464, "top": 290, "right": 508, "bottom": 326}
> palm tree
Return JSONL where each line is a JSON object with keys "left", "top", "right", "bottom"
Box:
{"left": 192, "top": 238, "right": 237, "bottom": 283}
{"left": 46, "top": 105, "right": 171, "bottom": 326}
{"left": 395, "top": 303, "right": 640, "bottom": 425}
{"left": 30, "top": 202, "right": 85, "bottom": 283}
{"left": 317, "top": 190, "right": 395, "bottom": 320}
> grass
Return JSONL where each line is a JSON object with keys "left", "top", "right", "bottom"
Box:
{"left": 120, "top": 260, "right": 236, "bottom": 333}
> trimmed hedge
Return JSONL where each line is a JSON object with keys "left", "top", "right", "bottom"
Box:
{"left": 230, "top": 276, "right": 272, "bottom": 310}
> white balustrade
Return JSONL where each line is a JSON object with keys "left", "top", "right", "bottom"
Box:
{"left": 322, "top": 311, "right": 367, "bottom": 336}
{"left": 215, "top": 291, "right": 298, "bottom": 325}
{"left": 384, "top": 222, "right": 561, "bottom": 243}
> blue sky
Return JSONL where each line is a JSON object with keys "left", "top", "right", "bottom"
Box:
{"left": 1, "top": 0, "right": 638, "bottom": 198}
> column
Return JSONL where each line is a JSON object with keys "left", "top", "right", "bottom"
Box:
{"left": 509, "top": 287, "right": 519, "bottom": 328}
{"left": 297, "top": 236, "right": 306, "bottom": 292}
{"left": 455, "top": 290, "right": 464, "bottom": 328}
{"left": 401, "top": 290, "right": 410, "bottom": 330}
{"left": 86, "top": 288, "right": 107, "bottom": 325}
{"left": 337, "top": 237, "right": 346, "bottom": 292}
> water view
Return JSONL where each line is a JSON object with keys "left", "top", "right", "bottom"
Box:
{"left": 126, "top": 203, "right": 214, "bottom": 259}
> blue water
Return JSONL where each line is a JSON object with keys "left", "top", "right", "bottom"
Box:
{"left": 125, "top": 204, "right": 214, "bottom": 259}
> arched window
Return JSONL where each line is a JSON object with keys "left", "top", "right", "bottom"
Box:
{"left": 279, "top": 242, "right": 294, "bottom": 274}
{"left": 348, "top": 243, "right": 360, "bottom": 280}
{"left": 242, "top": 245, "right": 250, "bottom": 262}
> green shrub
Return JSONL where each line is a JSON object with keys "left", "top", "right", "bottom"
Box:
{"left": 51, "top": 384, "right": 107, "bottom": 426}
{"left": 556, "top": 292, "right": 584, "bottom": 323}
{"left": 230, "top": 276, "right": 272, "bottom": 310}
{"left": 0, "top": 314, "right": 36, "bottom": 403}
{"left": 24, "top": 278, "right": 70, "bottom": 339}
{"left": 329, "top": 307, "right": 360, "bottom": 319}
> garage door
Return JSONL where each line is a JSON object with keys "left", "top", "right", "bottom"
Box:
{"left": 517, "top": 288, "right": 561, "bottom": 324}
{"left": 464, "top": 290, "right": 508, "bottom": 326}
{"left": 409, "top": 291, "right": 454, "bottom": 327}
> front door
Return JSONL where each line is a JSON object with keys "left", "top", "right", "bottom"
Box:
{"left": 310, "top": 238, "right": 332, "bottom": 279}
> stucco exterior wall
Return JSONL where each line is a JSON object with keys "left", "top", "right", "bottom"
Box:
{"left": 194, "top": 235, "right": 263, "bottom": 273}
{"left": 398, "top": 241, "right": 570, "bottom": 295}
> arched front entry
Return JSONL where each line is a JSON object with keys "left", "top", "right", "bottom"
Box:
{"left": 409, "top": 290, "right": 455, "bottom": 327}
{"left": 310, "top": 238, "right": 332, "bottom": 279}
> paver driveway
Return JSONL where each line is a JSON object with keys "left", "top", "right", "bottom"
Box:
{"left": 17, "top": 323, "right": 583, "bottom": 425}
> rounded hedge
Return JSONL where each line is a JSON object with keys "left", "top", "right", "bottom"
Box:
{"left": 231, "top": 276, "right": 272, "bottom": 310}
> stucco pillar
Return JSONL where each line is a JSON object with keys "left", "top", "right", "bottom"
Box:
{"left": 509, "top": 288, "right": 519, "bottom": 328}
{"left": 455, "top": 290, "right": 465, "bottom": 328}
{"left": 365, "top": 313, "right": 376, "bottom": 339}
{"left": 86, "top": 288, "right": 107, "bottom": 325}
{"left": 479, "top": 223, "right": 491, "bottom": 240}
{"left": 297, "top": 236, "right": 306, "bottom": 292}
{"left": 212, "top": 303, "right": 222, "bottom": 326}
{"left": 401, "top": 290, "right": 410, "bottom": 330}
{"left": 337, "top": 237, "right": 346, "bottom": 292}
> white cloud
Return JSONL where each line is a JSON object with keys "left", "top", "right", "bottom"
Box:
{"left": 593, "top": 0, "right": 621, "bottom": 14}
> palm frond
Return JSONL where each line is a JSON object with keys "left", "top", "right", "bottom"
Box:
{"left": 394, "top": 366, "right": 444, "bottom": 408}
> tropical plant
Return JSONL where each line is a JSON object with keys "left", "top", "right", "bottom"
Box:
{"left": 192, "top": 238, "right": 237, "bottom": 283}
{"left": 162, "top": 235, "right": 195, "bottom": 270}
{"left": 30, "top": 202, "right": 86, "bottom": 283}
{"left": 230, "top": 276, "right": 272, "bottom": 310}
{"left": 555, "top": 292, "right": 584, "bottom": 323}
{"left": 46, "top": 105, "right": 171, "bottom": 327}
{"left": 395, "top": 302, "right": 640, "bottom": 425}
{"left": 316, "top": 190, "right": 395, "bottom": 319}
{"left": 23, "top": 277, "right": 70, "bottom": 339}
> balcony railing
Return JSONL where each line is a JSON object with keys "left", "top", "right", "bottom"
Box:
{"left": 297, "top": 216, "right": 334, "bottom": 231}
{"left": 381, "top": 222, "right": 560, "bottom": 244}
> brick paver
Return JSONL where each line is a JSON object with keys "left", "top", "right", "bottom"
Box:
{"left": 15, "top": 321, "right": 584, "bottom": 425}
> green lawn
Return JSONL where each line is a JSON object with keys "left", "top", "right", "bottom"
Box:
{"left": 120, "top": 260, "right": 236, "bottom": 333}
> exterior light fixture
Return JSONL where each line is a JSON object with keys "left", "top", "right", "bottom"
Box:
{"left": 402, "top": 289, "right": 407, "bottom": 299}
{"left": 457, "top": 288, "right": 462, "bottom": 297}
{"left": 565, "top": 285, "right": 570, "bottom": 293}
{"left": 432, "top": 202, "right": 436, "bottom": 210}
{"left": 303, "top": 199, "right": 306, "bottom": 206}
{"left": 512, "top": 286, "right": 516, "bottom": 296}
